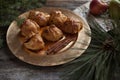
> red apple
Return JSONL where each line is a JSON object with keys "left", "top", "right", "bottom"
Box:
{"left": 89, "top": 0, "right": 109, "bottom": 15}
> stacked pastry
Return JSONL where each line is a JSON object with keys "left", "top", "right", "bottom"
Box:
{"left": 19, "top": 10, "right": 83, "bottom": 55}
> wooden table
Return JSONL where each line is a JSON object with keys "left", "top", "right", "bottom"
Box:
{"left": 0, "top": 0, "right": 89, "bottom": 80}
{"left": 46, "top": 0, "right": 89, "bottom": 10}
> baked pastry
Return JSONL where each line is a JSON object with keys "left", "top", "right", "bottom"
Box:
{"left": 29, "top": 10, "right": 50, "bottom": 26}
{"left": 21, "top": 19, "right": 39, "bottom": 39}
{"left": 42, "top": 25, "right": 63, "bottom": 41}
{"left": 24, "top": 34, "right": 45, "bottom": 50}
{"left": 49, "top": 10, "right": 67, "bottom": 27}
{"left": 61, "top": 18, "right": 83, "bottom": 34}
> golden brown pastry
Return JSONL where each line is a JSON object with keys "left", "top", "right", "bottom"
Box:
{"left": 49, "top": 10, "right": 67, "bottom": 27}
{"left": 42, "top": 25, "right": 63, "bottom": 41}
{"left": 61, "top": 18, "right": 83, "bottom": 34}
{"left": 24, "top": 34, "right": 45, "bottom": 50}
{"left": 29, "top": 10, "right": 50, "bottom": 26}
{"left": 21, "top": 19, "right": 40, "bottom": 39}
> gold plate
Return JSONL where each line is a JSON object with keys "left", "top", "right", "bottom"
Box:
{"left": 6, "top": 7, "right": 91, "bottom": 66}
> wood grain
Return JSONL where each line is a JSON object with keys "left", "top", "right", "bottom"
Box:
{"left": 46, "top": 0, "right": 90, "bottom": 10}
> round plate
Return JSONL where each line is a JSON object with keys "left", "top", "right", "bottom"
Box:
{"left": 6, "top": 7, "right": 91, "bottom": 66}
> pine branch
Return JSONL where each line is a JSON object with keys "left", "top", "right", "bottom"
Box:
{"left": 0, "top": 0, "right": 46, "bottom": 27}
{"left": 15, "top": 18, "right": 25, "bottom": 27}
{"left": 61, "top": 15, "right": 120, "bottom": 80}
{"left": 0, "top": 0, "right": 46, "bottom": 48}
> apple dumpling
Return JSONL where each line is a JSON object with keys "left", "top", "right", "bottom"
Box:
{"left": 28, "top": 10, "right": 50, "bottom": 27}
{"left": 42, "top": 25, "right": 63, "bottom": 41}
{"left": 21, "top": 19, "right": 40, "bottom": 39}
{"left": 24, "top": 34, "right": 45, "bottom": 50}
{"left": 49, "top": 10, "right": 67, "bottom": 27}
{"left": 61, "top": 18, "right": 83, "bottom": 34}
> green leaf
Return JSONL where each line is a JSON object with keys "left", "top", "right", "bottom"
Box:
{"left": 15, "top": 18, "right": 25, "bottom": 27}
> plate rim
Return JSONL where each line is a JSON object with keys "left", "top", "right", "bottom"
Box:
{"left": 6, "top": 7, "right": 91, "bottom": 66}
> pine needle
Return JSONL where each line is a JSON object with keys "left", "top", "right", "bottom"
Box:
{"left": 15, "top": 18, "right": 25, "bottom": 27}
{"left": 61, "top": 15, "right": 120, "bottom": 80}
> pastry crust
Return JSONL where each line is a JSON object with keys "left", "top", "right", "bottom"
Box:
{"left": 49, "top": 10, "right": 67, "bottom": 27}
{"left": 29, "top": 10, "right": 50, "bottom": 27}
{"left": 61, "top": 18, "right": 83, "bottom": 34}
{"left": 20, "top": 19, "right": 40, "bottom": 40}
{"left": 42, "top": 25, "right": 63, "bottom": 41}
{"left": 19, "top": 10, "right": 83, "bottom": 55}
{"left": 24, "top": 34, "right": 45, "bottom": 50}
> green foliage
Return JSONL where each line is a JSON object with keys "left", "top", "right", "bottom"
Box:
{"left": 0, "top": 0, "right": 46, "bottom": 48}
{"left": 109, "top": 0, "right": 120, "bottom": 20}
{"left": 15, "top": 18, "right": 25, "bottom": 27}
{"left": 61, "top": 15, "right": 120, "bottom": 80}
{"left": 0, "top": 0, "right": 46, "bottom": 27}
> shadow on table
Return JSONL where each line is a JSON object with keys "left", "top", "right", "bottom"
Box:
{"left": 0, "top": 45, "right": 65, "bottom": 80}
{"left": 0, "top": 45, "right": 64, "bottom": 69}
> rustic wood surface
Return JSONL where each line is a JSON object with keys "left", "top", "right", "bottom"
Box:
{"left": 46, "top": 0, "right": 90, "bottom": 10}
{"left": 0, "top": 0, "right": 90, "bottom": 80}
